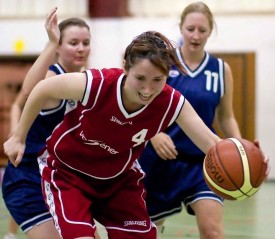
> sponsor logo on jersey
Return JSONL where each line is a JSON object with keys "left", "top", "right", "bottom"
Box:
{"left": 80, "top": 131, "right": 119, "bottom": 154}
{"left": 124, "top": 220, "right": 147, "bottom": 227}
{"left": 169, "top": 69, "right": 180, "bottom": 77}
{"left": 110, "top": 116, "right": 133, "bottom": 125}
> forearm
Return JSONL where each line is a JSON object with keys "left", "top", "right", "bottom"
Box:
{"left": 185, "top": 117, "right": 221, "bottom": 154}
{"left": 219, "top": 117, "right": 241, "bottom": 138}
{"left": 176, "top": 101, "right": 221, "bottom": 154}
{"left": 9, "top": 90, "right": 28, "bottom": 135}
{"left": 13, "top": 82, "right": 48, "bottom": 142}
{"left": 9, "top": 103, "right": 21, "bottom": 135}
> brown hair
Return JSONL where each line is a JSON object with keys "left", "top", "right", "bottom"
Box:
{"left": 179, "top": 1, "right": 215, "bottom": 31}
{"left": 124, "top": 31, "right": 186, "bottom": 76}
{"left": 58, "top": 18, "right": 90, "bottom": 44}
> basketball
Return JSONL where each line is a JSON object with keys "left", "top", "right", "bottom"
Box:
{"left": 203, "top": 138, "right": 267, "bottom": 200}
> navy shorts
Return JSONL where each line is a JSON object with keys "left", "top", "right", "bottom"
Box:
{"left": 139, "top": 148, "right": 224, "bottom": 222}
{"left": 2, "top": 160, "right": 53, "bottom": 232}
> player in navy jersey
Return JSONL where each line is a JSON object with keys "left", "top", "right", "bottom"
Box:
{"left": 138, "top": 2, "right": 248, "bottom": 239}
{"left": 2, "top": 7, "right": 92, "bottom": 239}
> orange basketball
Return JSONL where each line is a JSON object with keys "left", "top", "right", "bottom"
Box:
{"left": 203, "top": 138, "right": 267, "bottom": 200}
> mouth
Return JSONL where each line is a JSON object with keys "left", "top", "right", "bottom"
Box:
{"left": 191, "top": 42, "right": 200, "bottom": 47}
{"left": 139, "top": 92, "right": 152, "bottom": 101}
{"left": 76, "top": 56, "right": 85, "bottom": 61}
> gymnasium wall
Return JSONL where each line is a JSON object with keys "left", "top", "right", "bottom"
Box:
{"left": 0, "top": 3, "right": 274, "bottom": 179}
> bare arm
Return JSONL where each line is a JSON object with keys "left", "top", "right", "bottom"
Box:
{"left": 215, "top": 62, "right": 241, "bottom": 138}
{"left": 9, "top": 7, "right": 59, "bottom": 134}
{"left": 4, "top": 72, "right": 87, "bottom": 166}
{"left": 217, "top": 62, "right": 270, "bottom": 176}
{"left": 151, "top": 62, "right": 238, "bottom": 160}
{"left": 9, "top": 91, "right": 27, "bottom": 135}
{"left": 22, "top": 7, "right": 59, "bottom": 96}
{"left": 176, "top": 100, "right": 221, "bottom": 154}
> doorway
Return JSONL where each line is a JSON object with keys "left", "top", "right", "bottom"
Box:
{"left": 211, "top": 52, "right": 255, "bottom": 141}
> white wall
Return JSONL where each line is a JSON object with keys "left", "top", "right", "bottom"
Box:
{"left": 0, "top": 15, "right": 274, "bottom": 179}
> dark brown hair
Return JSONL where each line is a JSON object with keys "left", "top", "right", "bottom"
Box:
{"left": 124, "top": 31, "right": 186, "bottom": 76}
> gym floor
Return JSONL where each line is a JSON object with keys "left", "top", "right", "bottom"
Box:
{"left": 0, "top": 179, "right": 274, "bottom": 239}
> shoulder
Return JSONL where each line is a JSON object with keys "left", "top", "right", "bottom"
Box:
{"left": 206, "top": 53, "right": 228, "bottom": 75}
{"left": 223, "top": 61, "right": 232, "bottom": 73}
{"left": 208, "top": 53, "right": 224, "bottom": 64}
{"left": 85, "top": 68, "right": 123, "bottom": 79}
{"left": 162, "top": 84, "right": 184, "bottom": 101}
{"left": 207, "top": 54, "right": 231, "bottom": 74}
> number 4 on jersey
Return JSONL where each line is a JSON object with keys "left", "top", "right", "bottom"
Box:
{"left": 132, "top": 129, "right": 148, "bottom": 147}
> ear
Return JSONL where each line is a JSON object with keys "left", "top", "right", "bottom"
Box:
{"left": 122, "top": 59, "right": 127, "bottom": 75}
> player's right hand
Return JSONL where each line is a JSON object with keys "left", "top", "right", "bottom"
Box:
{"left": 3, "top": 135, "right": 25, "bottom": 167}
{"left": 45, "top": 7, "right": 60, "bottom": 46}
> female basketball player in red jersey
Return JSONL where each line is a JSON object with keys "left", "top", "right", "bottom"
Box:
{"left": 3, "top": 31, "right": 268, "bottom": 239}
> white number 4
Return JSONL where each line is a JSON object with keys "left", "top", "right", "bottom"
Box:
{"left": 132, "top": 129, "right": 148, "bottom": 147}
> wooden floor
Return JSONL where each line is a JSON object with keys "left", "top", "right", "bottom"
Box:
{"left": 0, "top": 170, "right": 274, "bottom": 239}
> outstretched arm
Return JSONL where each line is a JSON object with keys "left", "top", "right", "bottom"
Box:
{"left": 215, "top": 61, "right": 241, "bottom": 138}
{"left": 9, "top": 7, "right": 60, "bottom": 135}
{"left": 4, "top": 72, "right": 87, "bottom": 167}
{"left": 22, "top": 6, "right": 59, "bottom": 95}
{"left": 176, "top": 100, "right": 221, "bottom": 154}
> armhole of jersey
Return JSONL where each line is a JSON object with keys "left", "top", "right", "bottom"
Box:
{"left": 49, "top": 63, "right": 66, "bottom": 75}
{"left": 40, "top": 99, "right": 66, "bottom": 116}
{"left": 82, "top": 70, "right": 92, "bottom": 106}
{"left": 168, "top": 94, "right": 185, "bottom": 126}
{"left": 218, "top": 58, "right": 225, "bottom": 98}
{"left": 39, "top": 63, "right": 66, "bottom": 115}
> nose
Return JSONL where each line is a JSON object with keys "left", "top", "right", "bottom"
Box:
{"left": 142, "top": 81, "right": 154, "bottom": 94}
{"left": 192, "top": 29, "right": 200, "bottom": 39}
{"left": 78, "top": 43, "right": 85, "bottom": 52}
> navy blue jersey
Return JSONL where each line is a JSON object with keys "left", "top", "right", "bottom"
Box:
{"left": 2, "top": 63, "right": 69, "bottom": 230}
{"left": 23, "top": 63, "right": 67, "bottom": 159}
{"left": 164, "top": 49, "right": 225, "bottom": 158}
{"left": 138, "top": 49, "right": 225, "bottom": 219}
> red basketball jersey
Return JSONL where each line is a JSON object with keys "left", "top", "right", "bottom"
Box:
{"left": 46, "top": 68, "right": 185, "bottom": 179}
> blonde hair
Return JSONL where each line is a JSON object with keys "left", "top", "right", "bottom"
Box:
{"left": 179, "top": 2, "right": 215, "bottom": 31}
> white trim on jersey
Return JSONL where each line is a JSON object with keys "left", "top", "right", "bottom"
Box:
{"left": 39, "top": 100, "right": 67, "bottom": 116}
{"left": 39, "top": 63, "right": 67, "bottom": 116}
{"left": 156, "top": 88, "right": 176, "bottom": 134}
{"left": 82, "top": 70, "right": 93, "bottom": 106}
{"left": 117, "top": 73, "right": 149, "bottom": 119}
{"left": 54, "top": 63, "right": 66, "bottom": 74}
{"left": 217, "top": 58, "right": 225, "bottom": 98}
{"left": 175, "top": 48, "right": 210, "bottom": 78}
{"left": 175, "top": 47, "right": 225, "bottom": 99}
{"left": 168, "top": 94, "right": 185, "bottom": 126}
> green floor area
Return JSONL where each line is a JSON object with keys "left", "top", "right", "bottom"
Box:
{"left": 1, "top": 181, "right": 274, "bottom": 239}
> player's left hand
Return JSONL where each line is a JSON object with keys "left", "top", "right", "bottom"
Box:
{"left": 150, "top": 132, "right": 178, "bottom": 160}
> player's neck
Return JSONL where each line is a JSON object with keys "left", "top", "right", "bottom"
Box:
{"left": 181, "top": 46, "right": 205, "bottom": 69}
